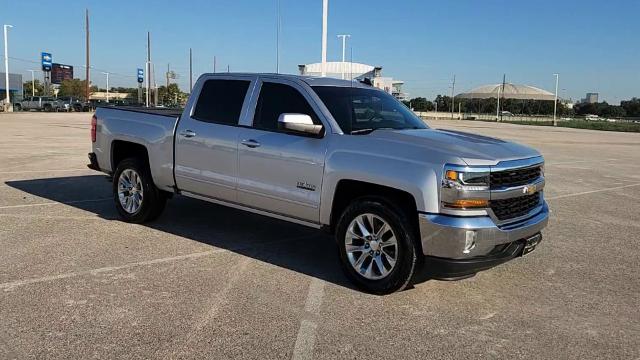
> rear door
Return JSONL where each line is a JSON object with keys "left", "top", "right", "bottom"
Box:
{"left": 174, "top": 75, "right": 256, "bottom": 202}
{"left": 236, "top": 78, "right": 329, "bottom": 223}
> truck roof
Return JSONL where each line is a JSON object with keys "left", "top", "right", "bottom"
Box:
{"left": 200, "top": 73, "right": 373, "bottom": 89}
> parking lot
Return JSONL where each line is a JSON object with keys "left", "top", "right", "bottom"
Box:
{"left": 0, "top": 112, "right": 638, "bottom": 359}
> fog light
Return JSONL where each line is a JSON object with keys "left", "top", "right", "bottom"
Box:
{"left": 464, "top": 231, "right": 477, "bottom": 254}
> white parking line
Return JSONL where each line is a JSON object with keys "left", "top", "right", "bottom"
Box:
{"left": 0, "top": 168, "right": 90, "bottom": 174}
{"left": 0, "top": 213, "right": 104, "bottom": 221}
{"left": 0, "top": 234, "right": 313, "bottom": 292}
{"left": 546, "top": 183, "right": 640, "bottom": 200}
{"left": 1, "top": 249, "right": 227, "bottom": 291}
{"left": 292, "top": 278, "right": 325, "bottom": 360}
{"left": 0, "top": 197, "right": 111, "bottom": 210}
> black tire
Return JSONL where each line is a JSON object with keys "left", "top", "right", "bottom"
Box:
{"left": 43, "top": 104, "right": 52, "bottom": 112}
{"left": 14, "top": 104, "right": 21, "bottom": 111}
{"left": 336, "top": 198, "right": 419, "bottom": 295}
{"left": 112, "top": 158, "right": 166, "bottom": 223}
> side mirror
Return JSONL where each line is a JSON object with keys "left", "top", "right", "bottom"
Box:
{"left": 278, "top": 113, "right": 324, "bottom": 136}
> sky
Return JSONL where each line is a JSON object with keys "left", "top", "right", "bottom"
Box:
{"left": 1, "top": 0, "right": 638, "bottom": 104}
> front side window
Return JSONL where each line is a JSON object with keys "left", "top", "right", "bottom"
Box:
{"left": 193, "top": 79, "right": 250, "bottom": 125}
{"left": 252, "top": 82, "right": 321, "bottom": 132}
{"left": 312, "top": 86, "right": 428, "bottom": 134}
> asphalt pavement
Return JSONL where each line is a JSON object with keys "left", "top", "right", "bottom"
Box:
{"left": 0, "top": 112, "right": 638, "bottom": 359}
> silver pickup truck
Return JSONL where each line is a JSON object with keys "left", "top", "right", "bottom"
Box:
{"left": 89, "top": 73, "right": 548, "bottom": 294}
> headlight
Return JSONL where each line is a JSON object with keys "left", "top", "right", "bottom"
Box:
{"left": 443, "top": 168, "right": 490, "bottom": 190}
{"left": 441, "top": 166, "right": 490, "bottom": 210}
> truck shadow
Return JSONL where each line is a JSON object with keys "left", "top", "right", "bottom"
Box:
{"left": 5, "top": 175, "right": 354, "bottom": 290}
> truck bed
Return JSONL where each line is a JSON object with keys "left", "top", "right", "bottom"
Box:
{"left": 95, "top": 105, "right": 183, "bottom": 118}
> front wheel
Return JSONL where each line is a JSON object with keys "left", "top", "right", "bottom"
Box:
{"left": 113, "top": 158, "right": 166, "bottom": 223}
{"left": 336, "top": 199, "right": 419, "bottom": 295}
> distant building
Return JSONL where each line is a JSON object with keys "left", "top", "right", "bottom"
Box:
{"left": 298, "top": 62, "right": 408, "bottom": 101}
{"left": 0, "top": 72, "right": 24, "bottom": 103}
{"left": 581, "top": 92, "right": 599, "bottom": 104}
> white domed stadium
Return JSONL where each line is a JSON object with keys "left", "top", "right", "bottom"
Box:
{"left": 457, "top": 83, "right": 555, "bottom": 101}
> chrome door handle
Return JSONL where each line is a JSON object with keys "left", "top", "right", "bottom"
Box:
{"left": 179, "top": 130, "right": 196, "bottom": 138}
{"left": 241, "top": 139, "right": 261, "bottom": 148}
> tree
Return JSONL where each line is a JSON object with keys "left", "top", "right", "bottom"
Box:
{"left": 434, "top": 95, "right": 452, "bottom": 112}
{"left": 407, "top": 97, "right": 434, "bottom": 111}
{"left": 23, "top": 80, "right": 44, "bottom": 97}
{"left": 621, "top": 98, "right": 640, "bottom": 117}
{"left": 157, "top": 83, "right": 187, "bottom": 106}
{"left": 59, "top": 79, "right": 88, "bottom": 99}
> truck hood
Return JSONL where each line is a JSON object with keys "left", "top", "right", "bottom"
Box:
{"left": 371, "top": 128, "right": 540, "bottom": 166}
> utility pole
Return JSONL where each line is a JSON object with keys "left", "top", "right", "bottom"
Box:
{"left": 321, "top": 0, "right": 328, "bottom": 77}
{"left": 213, "top": 56, "right": 216, "bottom": 73}
{"left": 85, "top": 9, "right": 90, "bottom": 102}
{"left": 553, "top": 73, "right": 559, "bottom": 126}
{"left": 28, "top": 70, "right": 36, "bottom": 97}
{"left": 450, "top": 74, "right": 456, "bottom": 119}
{"left": 276, "top": 0, "right": 280, "bottom": 73}
{"left": 337, "top": 34, "right": 350, "bottom": 79}
{"left": 146, "top": 31, "right": 151, "bottom": 107}
{"left": 500, "top": 74, "right": 506, "bottom": 122}
{"left": 189, "top": 48, "right": 193, "bottom": 92}
{"left": 166, "top": 63, "right": 170, "bottom": 89}
{"left": 3, "top": 24, "right": 13, "bottom": 112}
{"left": 227, "top": 65, "right": 230, "bottom": 73}
{"left": 101, "top": 72, "right": 109, "bottom": 102}
{"left": 496, "top": 85, "right": 501, "bottom": 120}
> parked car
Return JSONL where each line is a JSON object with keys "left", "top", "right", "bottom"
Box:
{"left": 15, "top": 96, "right": 63, "bottom": 112}
{"left": 57, "top": 97, "right": 91, "bottom": 112}
{"left": 89, "top": 73, "right": 548, "bottom": 294}
{"left": 585, "top": 114, "right": 600, "bottom": 121}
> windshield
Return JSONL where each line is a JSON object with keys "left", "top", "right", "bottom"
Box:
{"left": 312, "top": 86, "right": 428, "bottom": 134}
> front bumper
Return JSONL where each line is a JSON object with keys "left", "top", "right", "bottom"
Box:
{"left": 418, "top": 201, "right": 549, "bottom": 259}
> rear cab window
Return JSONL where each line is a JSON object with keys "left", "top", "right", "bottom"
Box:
{"left": 193, "top": 79, "right": 251, "bottom": 125}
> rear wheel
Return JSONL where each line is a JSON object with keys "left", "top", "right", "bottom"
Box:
{"left": 113, "top": 158, "right": 166, "bottom": 223}
{"left": 43, "top": 104, "right": 52, "bottom": 112}
{"left": 336, "top": 199, "right": 418, "bottom": 294}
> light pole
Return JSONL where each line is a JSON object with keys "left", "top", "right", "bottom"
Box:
{"left": 4, "top": 24, "right": 13, "bottom": 112}
{"left": 553, "top": 73, "right": 559, "bottom": 126}
{"left": 28, "top": 70, "right": 37, "bottom": 97}
{"left": 321, "top": 0, "right": 328, "bottom": 77}
{"left": 276, "top": 0, "right": 280, "bottom": 73}
{"left": 337, "top": 34, "right": 350, "bottom": 79}
{"left": 101, "top": 72, "right": 109, "bottom": 103}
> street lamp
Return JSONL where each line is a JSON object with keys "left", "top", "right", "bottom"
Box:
{"left": 28, "top": 70, "right": 37, "bottom": 97}
{"left": 337, "top": 34, "right": 350, "bottom": 79}
{"left": 4, "top": 24, "right": 13, "bottom": 112}
{"left": 101, "top": 71, "right": 109, "bottom": 103}
{"left": 553, "top": 73, "right": 559, "bottom": 126}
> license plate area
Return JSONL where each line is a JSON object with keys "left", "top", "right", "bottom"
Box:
{"left": 522, "top": 233, "right": 542, "bottom": 256}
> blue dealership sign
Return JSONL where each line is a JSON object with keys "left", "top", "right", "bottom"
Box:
{"left": 41, "top": 52, "right": 53, "bottom": 71}
{"left": 137, "top": 68, "right": 144, "bottom": 83}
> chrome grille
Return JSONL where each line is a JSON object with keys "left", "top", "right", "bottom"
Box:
{"left": 490, "top": 166, "right": 541, "bottom": 188}
{"left": 490, "top": 193, "right": 541, "bottom": 221}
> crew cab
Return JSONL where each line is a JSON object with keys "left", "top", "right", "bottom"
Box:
{"left": 89, "top": 73, "right": 549, "bottom": 294}
{"left": 15, "top": 96, "right": 63, "bottom": 112}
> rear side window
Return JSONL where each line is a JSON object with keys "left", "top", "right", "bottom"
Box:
{"left": 193, "top": 79, "right": 250, "bottom": 125}
{"left": 252, "top": 82, "right": 320, "bottom": 132}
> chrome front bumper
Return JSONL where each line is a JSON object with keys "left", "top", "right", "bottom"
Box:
{"left": 419, "top": 201, "right": 549, "bottom": 259}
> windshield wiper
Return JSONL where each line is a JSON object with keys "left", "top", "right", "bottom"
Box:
{"left": 350, "top": 127, "right": 406, "bottom": 135}
{"left": 350, "top": 128, "right": 375, "bottom": 135}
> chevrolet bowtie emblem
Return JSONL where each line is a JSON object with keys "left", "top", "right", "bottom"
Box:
{"left": 522, "top": 184, "right": 536, "bottom": 195}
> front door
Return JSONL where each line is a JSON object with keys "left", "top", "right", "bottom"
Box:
{"left": 237, "top": 79, "right": 329, "bottom": 223}
{"left": 174, "top": 76, "right": 255, "bottom": 202}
